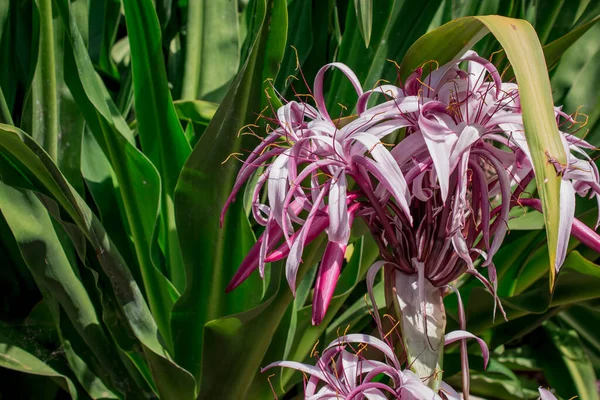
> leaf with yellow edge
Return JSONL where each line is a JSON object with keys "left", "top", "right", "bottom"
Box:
{"left": 399, "top": 16, "right": 567, "bottom": 288}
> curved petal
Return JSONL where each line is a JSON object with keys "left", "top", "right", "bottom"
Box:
{"left": 356, "top": 84, "right": 404, "bottom": 115}
{"left": 328, "top": 169, "right": 349, "bottom": 242}
{"left": 327, "top": 334, "right": 400, "bottom": 370}
{"left": 314, "top": 63, "right": 363, "bottom": 122}
{"left": 538, "top": 387, "right": 558, "bottom": 400}
{"left": 556, "top": 180, "right": 575, "bottom": 272}
{"left": 312, "top": 241, "right": 347, "bottom": 325}
{"left": 444, "top": 330, "right": 489, "bottom": 369}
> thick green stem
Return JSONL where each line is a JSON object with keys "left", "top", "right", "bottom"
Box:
{"left": 181, "top": 0, "right": 202, "bottom": 100}
{"left": 33, "top": 0, "right": 58, "bottom": 160}
{"left": 0, "top": 86, "right": 13, "bottom": 125}
{"left": 393, "top": 262, "right": 446, "bottom": 390}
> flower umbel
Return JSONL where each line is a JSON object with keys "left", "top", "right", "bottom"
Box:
{"left": 222, "top": 51, "right": 600, "bottom": 396}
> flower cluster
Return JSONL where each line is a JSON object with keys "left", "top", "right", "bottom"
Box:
{"left": 222, "top": 50, "right": 600, "bottom": 397}
{"left": 262, "top": 329, "right": 557, "bottom": 400}
{"left": 223, "top": 51, "right": 600, "bottom": 323}
{"left": 262, "top": 332, "right": 482, "bottom": 400}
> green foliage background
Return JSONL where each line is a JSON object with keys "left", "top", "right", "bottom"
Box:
{"left": 0, "top": 0, "right": 599, "bottom": 398}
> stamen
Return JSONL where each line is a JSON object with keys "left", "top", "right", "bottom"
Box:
{"left": 310, "top": 340, "right": 320, "bottom": 358}
{"left": 221, "top": 152, "right": 244, "bottom": 164}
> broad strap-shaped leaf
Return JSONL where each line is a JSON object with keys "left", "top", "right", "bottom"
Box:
{"left": 399, "top": 15, "right": 567, "bottom": 288}
{"left": 551, "top": 22, "right": 600, "bottom": 146}
{"left": 0, "top": 181, "right": 131, "bottom": 396}
{"left": 460, "top": 251, "right": 600, "bottom": 337}
{"left": 353, "top": 0, "right": 373, "bottom": 48}
{"left": 173, "top": 99, "right": 218, "bottom": 146}
{"left": 327, "top": 0, "right": 442, "bottom": 113}
{"left": 543, "top": 14, "right": 600, "bottom": 70}
{"left": 0, "top": 125, "right": 196, "bottom": 399}
{"left": 29, "top": 0, "right": 87, "bottom": 195}
{"left": 88, "top": 0, "right": 120, "bottom": 79}
{"left": 180, "top": 0, "right": 240, "bottom": 102}
{"left": 173, "top": 100, "right": 218, "bottom": 126}
{"left": 0, "top": 322, "right": 80, "bottom": 398}
{"left": 31, "top": 0, "right": 58, "bottom": 160}
{"left": 539, "top": 321, "right": 598, "bottom": 400}
{"left": 203, "top": 237, "right": 328, "bottom": 399}
{"left": 121, "top": 0, "right": 192, "bottom": 293}
{"left": 171, "top": 0, "right": 287, "bottom": 386}
{"left": 55, "top": 0, "right": 178, "bottom": 348}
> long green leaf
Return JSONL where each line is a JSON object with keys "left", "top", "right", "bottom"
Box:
{"left": 122, "top": 0, "right": 192, "bottom": 293}
{"left": 354, "top": 0, "right": 373, "bottom": 48}
{"left": 543, "top": 15, "right": 600, "bottom": 69}
{"left": 0, "top": 181, "right": 131, "bottom": 396}
{"left": 0, "top": 322, "right": 80, "bottom": 398}
{"left": 327, "top": 0, "right": 442, "bottom": 113}
{"left": 399, "top": 15, "right": 567, "bottom": 287}
{"left": 173, "top": 99, "right": 218, "bottom": 126}
{"left": 460, "top": 251, "right": 600, "bottom": 336}
{"left": 181, "top": 0, "right": 240, "bottom": 101}
{"left": 0, "top": 125, "right": 195, "bottom": 399}
{"left": 171, "top": 0, "right": 287, "bottom": 387}
{"left": 31, "top": 0, "right": 58, "bottom": 160}
{"left": 53, "top": 0, "right": 87, "bottom": 196}
{"left": 540, "top": 321, "right": 598, "bottom": 400}
{"left": 56, "top": 0, "right": 178, "bottom": 348}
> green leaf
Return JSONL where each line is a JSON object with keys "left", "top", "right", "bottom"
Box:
{"left": 50, "top": 0, "right": 87, "bottom": 196}
{"left": 560, "top": 305, "right": 600, "bottom": 360}
{"left": 550, "top": 21, "right": 600, "bottom": 146}
{"left": 80, "top": 128, "right": 140, "bottom": 282}
{"left": 354, "top": 0, "right": 373, "bottom": 48}
{"left": 327, "top": 0, "right": 442, "bottom": 113}
{"left": 0, "top": 80, "right": 13, "bottom": 126}
{"left": 399, "top": 15, "right": 567, "bottom": 288}
{"left": 274, "top": 236, "right": 380, "bottom": 394}
{"left": 543, "top": 15, "right": 600, "bottom": 69}
{"left": 0, "top": 322, "right": 80, "bottom": 399}
{"left": 56, "top": 0, "right": 178, "bottom": 349}
{"left": 0, "top": 181, "right": 131, "bottom": 396}
{"left": 31, "top": 0, "right": 58, "bottom": 160}
{"left": 122, "top": 0, "right": 192, "bottom": 293}
{"left": 181, "top": 0, "right": 240, "bottom": 101}
{"left": 0, "top": 125, "right": 196, "bottom": 399}
{"left": 273, "top": 0, "right": 313, "bottom": 95}
{"left": 173, "top": 99, "right": 218, "bottom": 126}
{"left": 445, "top": 367, "right": 539, "bottom": 400}
{"left": 507, "top": 207, "right": 546, "bottom": 230}
{"left": 88, "top": 0, "right": 120, "bottom": 79}
{"left": 461, "top": 251, "right": 600, "bottom": 337}
{"left": 173, "top": 99, "right": 218, "bottom": 145}
{"left": 171, "top": 0, "right": 287, "bottom": 386}
{"left": 539, "top": 321, "right": 598, "bottom": 400}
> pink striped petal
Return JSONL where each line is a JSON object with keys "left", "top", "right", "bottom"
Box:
{"left": 312, "top": 241, "right": 347, "bottom": 326}
{"left": 444, "top": 330, "right": 489, "bottom": 369}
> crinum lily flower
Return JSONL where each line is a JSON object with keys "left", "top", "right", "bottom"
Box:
{"left": 352, "top": 51, "right": 600, "bottom": 389}
{"left": 222, "top": 63, "right": 411, "bottom": 325}
{"left": 224, "top": 53, "right": 600, "bottom": 396}
{"left": 262, "top": 331, "right": 487, "bottom": 400}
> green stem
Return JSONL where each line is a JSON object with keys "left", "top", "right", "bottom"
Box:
{"left": 0, "top": 86, "right": 13, "bottom": 125}
{"left": 181, "top": 0, "right": 202, "bottom": 100}
{"left": 393, "top": 263, "right": 446, "bottom": 390}
{"left": 34, "top": 0, "right": 58, "bottom": 160}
